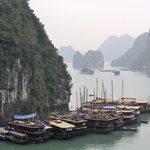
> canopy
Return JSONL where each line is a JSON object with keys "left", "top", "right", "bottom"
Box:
{"left": 14, "top": 113, "right": 37, "bottom": 119}
{"left": 103, "top": 106, "right": 117, "bottom": 109}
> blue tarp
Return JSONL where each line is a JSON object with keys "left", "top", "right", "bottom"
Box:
{"left": 103, "top": 106, "right": 117, "bottom": 109}
{"left": 79, "top": 113, "right": 85, "bottom": 117}
{"left": 36, "top": 124, "right": 44, "bottom": 126}
{"left": 60, "top": 116, "right": 65, "bottom": 118}
{"left": 14, "top": 113, "right": 37, "bottom": 119}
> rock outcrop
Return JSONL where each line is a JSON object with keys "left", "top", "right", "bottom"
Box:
{"left": 131, "top": 31, "right": 150, "bottom": 70}
{"left": 73, "top": 50, "right": 104, "bottom": 68}
{"left": 111, "top": 32, "right": 148, "bottom": 68}
{"left": 96, "top": 34, "right": 135, "bottom": 61}
{"left": 58, "top": 46, "right": 76, "bottom": 62}
{"left": 0, "top": 0, "right": 72, "bottom": 124}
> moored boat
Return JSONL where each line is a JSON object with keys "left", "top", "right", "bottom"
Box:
{"left": 46, "top": 120, "right": 75, "bottom": 139}
{"left": 85, "top": 113, "right": 114, "bottom": 133}
{"left": 120, "top": 110, "right": 137, "bottom": 125}
{"left": 7, "top": 131, "right": 28, "bottom": 144}
{"left": 5, "top": 120, "right": 50, "bottom": 143}
{"left": 140, "top": 120, "right": 148, "bottom": 123}
{"left": 0, "top": 128, "right": 9, "bottom": 140}
{"left": 50, "top": 114, "right": 88, "bottom": 136}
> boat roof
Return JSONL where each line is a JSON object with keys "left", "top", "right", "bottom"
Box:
{"left": 118, "top": 99, "right": 148, "bottom": 104}
{"left": 49, "top": 120, "right": 75, "bottom": 129}
{"left": 61, "top": 118, "right": 87, "bottom": 123}
{"left": 0, "top": 128, "right": 9, "bottom": 134}
{"left": 92, "top": 98, "right": 113, "bottom": 103}
{"left": 117, "top": 105, "right": 140, "bottom": 110}
{"left": 103, "top": 106, "right": 117, "bottom": 109}
{"left": 7, "top": 121, "right": 45, "bottom": 129}
{"left": 9, "top": 131, "right": 28, "bottom": 137}
{"left": 120, "top": 110, "right": 135, "bottom": 113}
{"left": 50, "top": 116, "right": 87, "bottom": 123}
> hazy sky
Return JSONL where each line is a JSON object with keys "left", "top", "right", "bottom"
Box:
{"left": 29, "top": 0, "right": 150, "bottom": 53}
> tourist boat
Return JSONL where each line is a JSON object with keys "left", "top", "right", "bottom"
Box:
{"left": 5, "top": 120, "right": 50, "bottom": 143}
{"left": 80, "top": 66, "right": 94, "bottom": 74}
{"left": 117, "top": 99, "right": 150, "bottom": 113}
{"left": 7, "top": 131, "right": 28, "bottom": 144}
{"left": 117, "top": 105, "right": 140, "bottom": 122}
{"left": 50, "top": 114, "right": 88, "bottom": 136}
{"left": 113, "top": 70, "right": 120, "bottom": 75}
{"left": 120, "top": 110, "right": 137, "bottom": 125}
{"left": 46, "top": 120, "right": 75, "bottom": 139}
{"left": 85, "top": 113, "right": 114, "bottom": 133}
{"left": 0, "top": 128, "right": 9, "bottom": 140}
{"left": 99, "top": 106, "right": 124, "bottom": 130}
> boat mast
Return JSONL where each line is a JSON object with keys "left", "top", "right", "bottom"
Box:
{"left": 76, "top": 92, "right": 78, "bottom": 109}
{"left": 96, "top": 78, "right": 98, "bottom": 99}
{"left": 122, "top": 79, "right": 124, "bottom": 99}
{"left": 111, "top": 80, "right": 113, "bottom": 101}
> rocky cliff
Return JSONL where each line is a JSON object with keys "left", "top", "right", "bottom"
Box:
{"left": 96, "top": 34, "right": 135, "bottom": 61}
{"left": 58, "top": 46, "right": 76, "bottom": 62}
{"left": 73, "top": 50, "right": 104, "bottom": 68}
{"left": 131, "top": 31, "right": 150, "bottom": 70}
{"left": 0, "top": 0, "right": 72, "bottom": 124}
{"left": 111, "top": 32, "right": 148, "bottom": 68}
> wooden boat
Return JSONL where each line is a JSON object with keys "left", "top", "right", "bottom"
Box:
{"left": 113, "top": 70, "right": 120, "bottom": 75}
{"left": 50, "top": 115, "right": 88, "bottom": 136}
{"left": 80, "top": 66, "right": 94, "bottom": 74}
{"left": 6, "top": 120, "right": 50, "bottom": 143}
{"left": 117, "top": 105, "right": 141, "bottom": 122}
{"left": 7, "top": 131, "right": 28, "bottom": 144}
{"left": 140, "top": 120, "right": 148, "bottom": 123}
{"left": 85, "top": 113, "right": 114, "bottom": 133}
{"left": 122, "top": 127, "right": 137, "bottom": 131}
{"left": 120, "top": 110, "right": 137, "bottom": 125}
{"left": 0, "top": 128, "right": 9, "bottom": 140}
{"left": 117, "top": 99, "right": 150, "bottom": 113}
{"left": 113, "top": 115, "right": 124, "bottom": 129}
{"left": 47, "top": 120, "right": 75, "bottom": 139}
{"left": 99, "top": 106, "right": 124, "bottom": 130}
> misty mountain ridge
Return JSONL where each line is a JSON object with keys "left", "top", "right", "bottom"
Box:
{"left": 96, "top": 34, "right": 135, "bottom": 61}
{"left": 73, "top": 50, "right": 104, "bottom": 68}
{"left": 131, "top": 31, "right": 150, "bottom": 70}
{"left": 111, "top": 32, "right": 148, "bottom": 69}
{"left": 58, "top": 46, "right": 76, "bottom": 62}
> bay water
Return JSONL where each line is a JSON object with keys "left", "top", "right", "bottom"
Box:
{"left": 1, "top": 62, "right": 150, "bottom": 150}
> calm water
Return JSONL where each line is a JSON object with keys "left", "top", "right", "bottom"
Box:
{"left": 1, "top": 62, "right": 150, "bottom": 150}
{"left": 68, "top": 62, "right": 150, "bottom": 110}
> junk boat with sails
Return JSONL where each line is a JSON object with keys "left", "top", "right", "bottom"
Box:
{"left": 80, "top": 66, "right": 94, "bottom": 74}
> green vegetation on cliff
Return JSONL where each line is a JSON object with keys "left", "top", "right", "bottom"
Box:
{"left": 0, "top": 0, "right": 72, "bottom": 117}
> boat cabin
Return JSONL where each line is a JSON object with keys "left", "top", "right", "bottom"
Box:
{"left": 7, "top": 131, "right": 28, "bottom": 144}
{"left": 6, "top": 120, "right": 50, "bottom": 143}
{"left": 47, "top": 120, "right": 75, "bottom": 139}
{"left": 0, "top": 128, "right": 9, "bottom": 140}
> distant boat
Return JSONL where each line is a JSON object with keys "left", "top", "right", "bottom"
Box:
{"left": 80, "top": 66, "right": 94, "bottom": 74}
{"left": 122, "top": 127, "right": 137, "bottom": 131}
{"left": 140, "top": 120, "right": 148, "bottom": 124}
{"left": 113, "top": 70, "right": 120, "bottom": 75}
